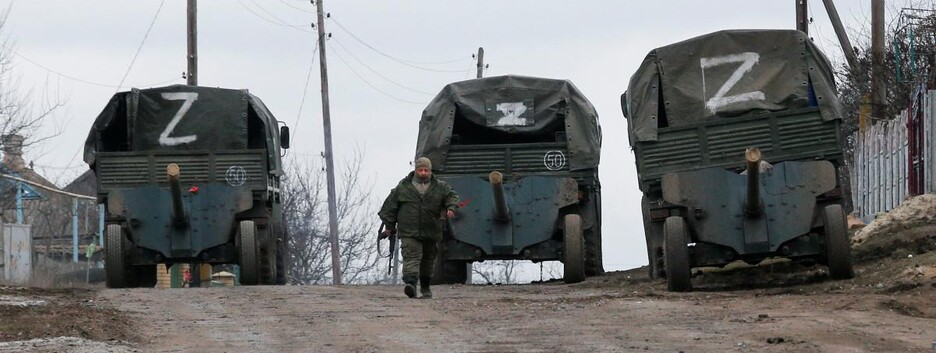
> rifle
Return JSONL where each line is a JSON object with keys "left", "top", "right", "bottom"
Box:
{"left": 377, "top": 224, "right": 397, "bottom": 275}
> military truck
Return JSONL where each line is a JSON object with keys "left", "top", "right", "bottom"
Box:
{"left": 622, "top": 30, "right": 853, "bottom": 291}
{"left": 84, "top": 85, "right": 290, "bottom": 288}
{"left": 417, "top": 75, "right": 603, "bottom": 284}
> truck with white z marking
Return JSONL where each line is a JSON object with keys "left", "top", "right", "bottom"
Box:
{"left": 622, "top": 30, "right": 854, "bottom": 292}
{"left": 84, "top": 85, "right": 291, "bottom": 288}
{"left": 417, "top": 75, "right": 603, "bottom": 284}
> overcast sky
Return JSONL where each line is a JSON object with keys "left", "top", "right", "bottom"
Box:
{"left": 2, "top": 0, "right": 881, "bottom": 272}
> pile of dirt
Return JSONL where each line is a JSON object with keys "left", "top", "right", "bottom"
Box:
{"left": 852, "top": 194, "right": 936, "bottom": 263}
{"left": 0, "top": 287, "right": 138, "bottom": 345}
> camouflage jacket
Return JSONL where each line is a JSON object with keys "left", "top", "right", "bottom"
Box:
{"left": 378, "top": 172, "right": 459, "bottom": 241}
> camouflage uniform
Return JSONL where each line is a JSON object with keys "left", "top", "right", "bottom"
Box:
{"left": 378, "top": 170, "right": 459, "bottom": 296}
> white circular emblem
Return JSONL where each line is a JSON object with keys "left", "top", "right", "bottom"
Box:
{"left": 225, "top": 166, "right": 248, "bottom": 186}
{"left": 543, "top": 151, "right": 566, "bottom": 171}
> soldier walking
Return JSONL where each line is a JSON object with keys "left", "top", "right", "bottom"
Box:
{"left": 379, "top": 157, "right": 459, "bottom": 298}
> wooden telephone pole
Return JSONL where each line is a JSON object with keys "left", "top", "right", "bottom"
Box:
{"left": 871, "top": 0, "right": 886, "bottom": 120}
{"left": 796, "top": 0, "right": 809, "bottom": 35}
{"left": 476, "top": 47, "right": 485, "bottom": 79}
{"left": 315, "top": 0, "right": 343, "bottom": 285}
{"left": 187, "top": 0, "right": 197, "bottom": 85}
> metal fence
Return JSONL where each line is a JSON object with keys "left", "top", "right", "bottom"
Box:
{"left": 851, "top": 89, "right": 936, "bottom": 222}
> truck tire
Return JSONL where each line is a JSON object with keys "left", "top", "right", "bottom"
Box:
{"left": 641, "top": 195, "right": 664, "bottom": 280}
{"left": 238, "top": 220, "right": 260, "bottom": 285}
{"left": 563, "top": 214, "right": 586, "bottom": 284}
{"left": 105, "top": 224, "right": 129, "bottom": 288}
{"left": 664, "top": 216, "right": 691, "bottom": 292}
{"left": 276, "top": 222, "right": 289, "bottom": 285}
{"left": 823, "top": 204, "right": 854, "bottom": 279}
{"left": 433, "top": 259, "right": 471, "bottom": 284}
{"left": 131, "top": 265, "right": 158, "bottom": 288}
{"left": 259, "top": 226, "right": 277, "bottom": 285}
{"left": 584, "top": 228, "right": 604, "bottom": 276}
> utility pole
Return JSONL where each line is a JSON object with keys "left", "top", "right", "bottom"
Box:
{"left": 871, "top": 0, "right": 886, "bottom": 120}
{"left": 821, "top": 0, "right": 858, "bottom": 72}
{"left": 315, "top": 0, "right": 343, "bottom": 285}
{"left": 796, "top": 0, "right": 809, "bottom": 35}
{"left": 186, "top": 0, "right": 197, "bottom": 85}
{"left": 186, "top": 0, "right": 201, "bottom": 287}
{"left": 476, "top": 47, "right": 485, "bottom": 79}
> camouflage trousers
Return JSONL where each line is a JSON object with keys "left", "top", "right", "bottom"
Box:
{"left": 400, "top": 237, "right": 438, "bottom": 285}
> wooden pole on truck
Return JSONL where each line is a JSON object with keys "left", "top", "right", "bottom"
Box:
{"left": 315, "top": 0, "right": 343, "bottom": 285}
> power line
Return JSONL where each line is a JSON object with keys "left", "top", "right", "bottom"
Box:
{"left": 235, "top": 0, "right": 314, "bottom": 33}
{"left": 278, "top": 0, "right": 315, "bottom": 14}
{"left": 331, "top": 37, "right": 435, "bottom": 96}
{"left": 330, "top": 17, "right": 472, "bottom": 71}
{"left": 116, "top": 0, "right": 166, "bottom": 93}
{"left": 326, "top": 41, "right": 426, "bottom": 105}
{"left": 3, "top": 45, "right": 182, "bottom": 89}
{"left": 293, "top": 38, "right": 320, "bottom": 137}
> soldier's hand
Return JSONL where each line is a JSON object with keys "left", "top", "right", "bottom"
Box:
{"left": 445, "top": 209, "right": 455, "bottom": 219}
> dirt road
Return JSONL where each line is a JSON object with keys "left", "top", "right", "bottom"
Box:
{"left": 3, "top": 198, "right": 936, "bottom": 352}
{"left": 2, "top": 256, "right": 935, "bottom": 352}
{"left": 85, "top": 257, "right": 933, "bottom": 353}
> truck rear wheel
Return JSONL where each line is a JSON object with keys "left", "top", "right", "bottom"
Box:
{"left": 238, "top": 220, "right": 260, "bottom": 285}
{"left": 641, "top": 195, "right": 664, "bottom": 279}
{"left": 276, "top": 221, "right": 289, "bottom": 285}
{"left": 258, "top": 222, "right": 277, "bottom": 285}
{"left": 664, "top": 216, "right": 691, "bottom": 292}
{"left": 823, "top": 204, "right": 854, "bottom": 280}
{"left": 105, "top": 224, "right": 129, "bottom": 288}
{"left": 434, "top": 259, "right": 471, "bottom": 284}
{"left": 563, "top": 214, "right": 585, "bottom": 284}
{"left": 130, "top": 265, "right": 158, "bottom": 288}
{"left": 584, "top": 228, "right": 604, "bottom": 276}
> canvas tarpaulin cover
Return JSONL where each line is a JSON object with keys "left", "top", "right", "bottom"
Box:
{"left": 416, "top": 75, "right": 601, "bottom": 171}
{"left": 624, "top": 29, "right": 842, "bottom": 146}
{"left": 84, "top": 85, "right": 282, "bottom": 172}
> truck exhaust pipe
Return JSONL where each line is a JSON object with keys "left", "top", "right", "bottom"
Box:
{"left": 744, "top": 148, "right": 763, "bottom": 217}
{"left": 489, "top": 171, "right": 510, "bottom": 222}
{"left": 167, "top": 163, "right": 188, "bottom": 226}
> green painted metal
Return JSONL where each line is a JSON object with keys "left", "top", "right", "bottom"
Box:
{"left": 442, "top": 174, "right": 580, "bottom": 259}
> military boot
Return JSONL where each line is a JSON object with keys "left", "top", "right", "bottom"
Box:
{"left": 403, "top": 276, "right": 418, "bottom": 298}
{"left": 419, "top": 276, "right": 432, "bottom": 299}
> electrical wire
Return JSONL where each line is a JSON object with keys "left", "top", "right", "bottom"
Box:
{"left": 115, "top": 0, "right": 166, "bottom": 93}
{"left": 293, "top": 38, "right": 320, "bottom": 137}
{"left": 330, "top": 17, "right": 472, "bottom": 71}
{"left": 236, "top": 0, "right": 314, "bottom": 33}
{"left": 3, "top": 45, "right": 181, "bottom": 89}
{"left": 278, "top": 0, "right": 315, "bottom": 14}
{"left": 331, "top": 37, "right": 435, "bottom": 96}
{"left": 326, "top": 41, "right": 426, "bottom": 105}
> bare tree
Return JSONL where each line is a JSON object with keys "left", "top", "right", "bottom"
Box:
{"left": 472, "top": 260, "right": 517, "bottom": 285}
{"left": 0, "top": 9, "right": 64, "bottom": 151}
{"left": 281, "top": 148, "right": 382, "bottom": 285}
{"left": 834, "top": 1, "right": 936, "bottom": 155}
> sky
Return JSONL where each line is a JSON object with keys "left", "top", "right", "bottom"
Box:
{"left": 1, "top": 0, "right": 882, "bottom": 273}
